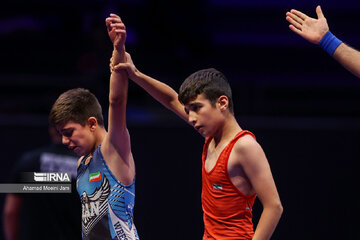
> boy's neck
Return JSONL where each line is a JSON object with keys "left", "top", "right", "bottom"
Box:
{"left": 212, "top": 114, "right": 242, "bottom": 146}
{"left": 92, "top": 127, "right": 107, "bottom": 153}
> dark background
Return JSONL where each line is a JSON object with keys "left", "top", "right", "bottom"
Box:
{"left": 1, "top": 0, "right": 360, "bottom": 239}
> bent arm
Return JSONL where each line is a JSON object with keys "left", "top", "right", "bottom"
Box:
{"left": 236, "top": 139, "right": 283, "bottom": 240}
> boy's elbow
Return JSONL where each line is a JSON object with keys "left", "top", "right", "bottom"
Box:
{"left": 109, "top": 94, "right": 126, "bottom": 106}
{"left": 276, "top": 201, "right": 284, "bottom": 217}
{"left": 266, "top": 199, "right": 283, "bottom": 218}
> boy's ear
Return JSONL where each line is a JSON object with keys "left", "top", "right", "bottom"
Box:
{"left": 217, "top": 96, "right": 229, "bottom": 111}
{"left": 87, "top": 117, "right": 98, "bottom": 131}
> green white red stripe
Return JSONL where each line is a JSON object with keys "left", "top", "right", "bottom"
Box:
{"left": 89, "top": 171, "right": 102, "bottom": 183}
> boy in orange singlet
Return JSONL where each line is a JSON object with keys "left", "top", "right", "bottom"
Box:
{"left": 112, "top": 53, "right": 283, "bottom": 239}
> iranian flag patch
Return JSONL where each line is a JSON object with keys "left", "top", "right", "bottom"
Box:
{"left": 212, "top": 184, "right": 223, "bottom": 190}
{"left": 89, "top": 171, "right": 102, "bottom": 183}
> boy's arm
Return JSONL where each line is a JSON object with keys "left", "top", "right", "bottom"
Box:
{"left": 3, "top": 194, "right": 23, "bottom": 240}
{"left": 286, "top": 5, "right": 360, "bottom": 78}
{"left": 101, "top": 14, "right": 135, "bottom": 185}
{"left": 113, "top": 53, "right": 188, "bottom": 122}
{"left": 235, "top": 137, "right": 283, "bottom": 240}
{"left": 332, "top": 43, "right": 360, "bottom": 78}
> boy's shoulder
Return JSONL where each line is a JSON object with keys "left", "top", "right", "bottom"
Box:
{"left": 231, "top": 133, "right": 263, "bottom": 164}
{"left": 233, "top": 133, "right": 258, "bottom": 151}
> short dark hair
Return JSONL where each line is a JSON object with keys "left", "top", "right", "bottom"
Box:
{"left": 178, "top": 68, "right": 234, "bottom": 113}
{"left": 49, "top": 88, "right": 104, "bottom": 127}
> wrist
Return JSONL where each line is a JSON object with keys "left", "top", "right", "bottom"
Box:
{"left": 318, "top": 31, "right": 342, "bottom": 56}
{"left": 114, "top": 45, "right": 125, "bottom": 54}
{"left": 112, "top": 48, "right": 126, "bottom": 64}
{"left": 132, "top": 69, "right": 143, "bottom": 81}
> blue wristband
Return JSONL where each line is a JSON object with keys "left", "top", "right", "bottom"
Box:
{"left": 318, "top": 31, "right": 342, "bottom": 56}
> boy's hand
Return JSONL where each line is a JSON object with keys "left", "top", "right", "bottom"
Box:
{"left": 113, "top": 52, "right": 139, "bottom": 80}
{"left": 286, "top": 5, "right": 329, "bottom": 44}
{"left": 106, "top": 13, "right": 126, "bottom": 52}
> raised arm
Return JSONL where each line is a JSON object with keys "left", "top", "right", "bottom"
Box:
{"left": 112, "top": 53, "right": 188, "bottom": 122}
{"left": 286, "top": 5, "right": 360, "bottom": 78}
{"left": 101, "top": 14, "right": 135, "bottom": 185}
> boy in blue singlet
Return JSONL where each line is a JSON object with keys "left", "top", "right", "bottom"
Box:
{"left": 49, "top": 14, "right": 139, "bottom": 240}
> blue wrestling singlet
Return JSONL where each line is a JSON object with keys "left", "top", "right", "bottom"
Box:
{"left": 77, "top": 145, "right": 139, "bottom": 240}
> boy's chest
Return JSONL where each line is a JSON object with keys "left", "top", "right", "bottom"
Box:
{"left": 205, "top": 146, "right": 252, "bottom": 195}
{"left": 204, "top": 153, "right": 218, "bottom": 172}
{"left": 204, "top": 142, "right": 232, "bottom": 173}
{"left": 204, "top": 148, "right": 238, "bottom": 174}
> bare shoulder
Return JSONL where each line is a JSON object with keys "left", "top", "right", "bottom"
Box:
{"left": 233, "top": 134, "right": 261, "bottom": 153}
{"left": 231, "top": 134, "right": 266, "bottom": 165}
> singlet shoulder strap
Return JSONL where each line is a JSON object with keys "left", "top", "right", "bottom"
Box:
{"left": 77, "top": 154, "right": 91, "bottom": 173}
{"left": 232, "top": 130, "right": 256, "bottom": 142}
{"left": 202, "top": 130, "right": 255, "bottom": 164}
{"left": 202, "top": 137, "right": 213, "bottom": 165}
{"left": 81, "top": 154, "right": 91, "bottom": 165}
{"left": 221, "top": 130, "right": 256, "bottom": 157}
{"left": 77, "top": 156, "right": 85, "bottom": 167}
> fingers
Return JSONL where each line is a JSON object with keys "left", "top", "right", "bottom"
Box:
{"left": 113, "top": 63, "right": 129, "bottom": 72}
{"left": 105, "top": 13, "right": 124, "bottom": 31}
{"left": 110, "top": 60, "right": 128, "bottom": 73}
{"left": 316, "top": 5, "right": 324, "bottom": 19}
{"left": 106, "top": 14, "right": 126, "bottom": 39}
{"left": 289, "top": 9, "right": 307, "bottom": 21}
{"left": 110, "top": 13, "right": 121, "bottom": 19}
{"left": 108, "top": 13, "right": 122, "bottom": 22}
{"left": 110, "top": 22, "right": 126, "bottom": 30}
{"left": 286, "top": 13, "right": 303, "bottom": 30}
{"left": 115, "top": 29, "right": 126, "bottom": 35}
{"left": 107, "top": 17, "right": 123, "bottom": 24}
{"left": 288, "top": 24, "right": 302, "bottom": 35}
{"left": 105, "top": 18, "right": 112, "bottom": 31}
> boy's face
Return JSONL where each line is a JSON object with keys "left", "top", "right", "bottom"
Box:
{"left": 57, "top": 121, "right": 95, "bottom": 156}
{"left": 184, "top": 94, "right": 224, "bottom": 137}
